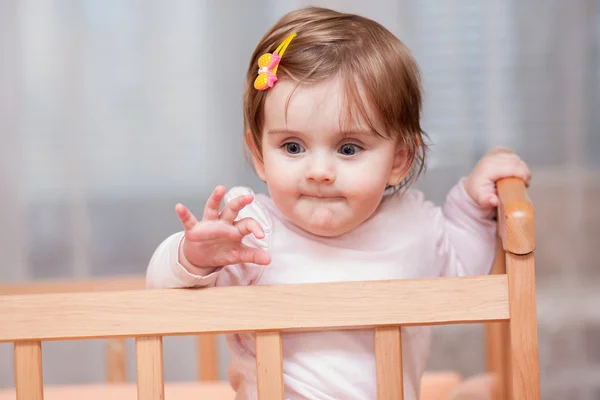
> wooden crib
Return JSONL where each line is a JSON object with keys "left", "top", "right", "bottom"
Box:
{"left": 0, "top": 177, "right": 539, "bottom": 399}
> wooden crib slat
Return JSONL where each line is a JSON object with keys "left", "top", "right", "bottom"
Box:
{"left": 486, "top": 321, "right": 511, "bottom": 400}
{"left": 375, "top": 327, "right": 403, "bottom": 400}
{"left": 198, "top": 334, "right": 218, "bottom": 381}
{"left": 486, "top": 236, "right": 512, "bottom": 400}
{"left": 256, "top": 332, "right": 284, "bottom": 399}
{"left": 14, "top": 341, "right": 43, "bottom": 400}
{"left": 106, "top": 338, "right": 127, "bottom": 383}
{"left": 507, "top": 253, "right": 539, "bottom": 399}
{"left": 135, "top": 336, "right": 164, "bottom": 400}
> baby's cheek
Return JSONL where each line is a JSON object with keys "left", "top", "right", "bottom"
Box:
{"left": 348, "top": 172, "right": 387, "bottom": 193}
{"left": 345, "top": 181, "right": 385, "bottom": 208}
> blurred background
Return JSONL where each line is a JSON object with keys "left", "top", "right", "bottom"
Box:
{"left": 0, "top": 0, "right": 598, "bottom": 398}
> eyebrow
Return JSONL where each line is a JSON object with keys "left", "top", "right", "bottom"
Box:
{"left": 266, "top": 129, "right": 378, "bottom": 138}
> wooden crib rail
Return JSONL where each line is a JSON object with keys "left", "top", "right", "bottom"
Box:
{"left": 4, "top": 275, "right": 514, "bottom": 400}
{"left": 0, "top": 276, "right": 146, "bottom": 295}
{"left": 0, "top": 276, "right": 220, "bottom": 383}
{"left": 0, "top": 277, "right": 508, "bottom": 342}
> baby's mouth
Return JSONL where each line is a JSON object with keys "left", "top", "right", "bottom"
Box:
{"left": 301, "top": 194, "right": 344, "bottom": 202}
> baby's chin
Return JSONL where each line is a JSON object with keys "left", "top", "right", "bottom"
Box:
{"left": 301, "top": 224, "right": 347, "bottom": 237}
{"left": 292, "top": 211, "right": 357, "bottom": 238}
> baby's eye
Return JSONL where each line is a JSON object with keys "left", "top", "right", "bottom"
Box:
{"left": 284, "top": 142, "right": 305, "bottom": 154}
{"left": 338, "top": 144, "right": 362, "bottom": 156}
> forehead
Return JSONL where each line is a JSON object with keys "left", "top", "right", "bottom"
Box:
{"left": 262, "top": 77, "right": 378, "bottom": 133}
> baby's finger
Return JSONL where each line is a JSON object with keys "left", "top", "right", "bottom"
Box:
{"left": 507, "top": 159, "right": 531, "bottom": 186}
{"left": 488, "top": 146, "right": 513, "bottom": 156}
{"left": 487, "top": 194, "right": 499, "bottom": 208}
{"left": 235, "top": 217, "right": 265, "bottom": 239}
{"left": 237, "top": 245, "right": 271, "bottom": 266}
{"left": 187, "top": 221, "right": 240, "bottom": 242}
{"left": 474, "top": 190, "right": 496, "bottom": 209}
{"left": 490, "top": 158, "right": 530, "bottom": 185}
{"left": 203, "top": 186, "right": 227, "bottom": 221}
{"left": 220, "top": 194, "right": 254, "bottom": 224}
{"left": 175, "top": 203, "right": 198, "bottom": 231}
{"left": 520, "top": 160, "right": 532, "bottom": 186}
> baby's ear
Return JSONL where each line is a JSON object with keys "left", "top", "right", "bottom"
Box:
{"left": 245, "top": 130, "right": 266, "bottom": 181}
{"left": 387, "top": 145, "right": 411, "bottom": 186}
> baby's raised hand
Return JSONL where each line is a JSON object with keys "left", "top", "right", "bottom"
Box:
{"left": 175, "top": 186, "right": 271, "bottom": 270}
{"left": 464, "top": 147, "right": 531, "bottom": 208}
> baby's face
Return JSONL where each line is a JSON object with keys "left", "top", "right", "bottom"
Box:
{"left": 253, "top": 77, "right": 407, "bottom": 237}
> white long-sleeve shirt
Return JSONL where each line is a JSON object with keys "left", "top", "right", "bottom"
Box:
{"left": 146, "top": 181, "right": 497, "bottom": 400}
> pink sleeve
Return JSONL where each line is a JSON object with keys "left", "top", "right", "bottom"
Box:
{"left": 434, "top": 179, "right": 498, "bottom": 277}
{"left": 145, "top": 187, "right": 271, "bottom": 289}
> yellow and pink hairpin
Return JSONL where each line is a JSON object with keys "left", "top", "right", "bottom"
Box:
{"left": 253, "top": 32, "right": 297, "bottom": 91}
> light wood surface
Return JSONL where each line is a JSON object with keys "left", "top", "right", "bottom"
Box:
{"left": 0, "top": 276, "right": 509, "bottom": 343}
{"left": 486, "top": 236, "right": 511, "bottom": 400}
{"left": 495, "top": 178, "right": 540, "bottom": 400}
{"left": 0, "top": 382, "right": 235, "bottom": 400}
{"left": 135, "top": 336, "right": 165, "bottom": 400}
{"left": 375, "top": 326, "right": 404, "bottom": 399}
{"left": 14, "top": 341, "right": 43, "bottom": 400}
{"left": 198, "top": 334, "right": 219, "bottom": 381}
{"left": 256, "top": 332, "right": 284, "bottom": 398}
{"left": 106, "top": 338, "right": 128, "bottom": 383}
{"left": 497, "top": 177, "right": 535, "bottom": 255}
{"left": 496, "top": 177, "right": 539, "bottom": 399}
{"left": 0, "top": 376, "right": 463, "bottom": 400}
{"left": 0, "top": 276, "right": 146, "bottom": 295}
{"left": 507, "top": 252, "right": 540, "bottom": 399}
{"left": 0, "top": 277, "right": 221, "bottom": 383}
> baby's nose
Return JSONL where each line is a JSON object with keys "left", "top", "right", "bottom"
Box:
{"left": 305, "top": 155, "right": 335, "bottom": 183}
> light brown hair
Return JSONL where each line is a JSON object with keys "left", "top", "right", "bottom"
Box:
{"left": 243, "top": 6, "right": 428, "bottom": 189}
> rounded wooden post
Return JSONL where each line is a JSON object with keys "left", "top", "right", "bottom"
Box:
{"left": 496, "top": 177, "right": 539, "bottom": 399}
{"left": 507, "top": 253, "right": 540, "bottom": 400}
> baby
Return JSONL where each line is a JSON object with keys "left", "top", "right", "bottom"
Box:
{"left": 147, "top": 6, "right": 531, "bottom": 400}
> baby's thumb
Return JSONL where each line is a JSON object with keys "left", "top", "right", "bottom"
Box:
{"left": 239, "top": 246, "right": 271, "bottom": 266}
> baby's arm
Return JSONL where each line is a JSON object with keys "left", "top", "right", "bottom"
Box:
{"left": 146, "top": 231, "right": 216, "bottom": 288}
{"left": 437, "top": 148, "right": 531, "bottom": 277}
{"left": 146, "top": 186, "right": 271, "bottom": 289}
{"left": 436, "top": 180, "right": 497, "bottom": 277}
